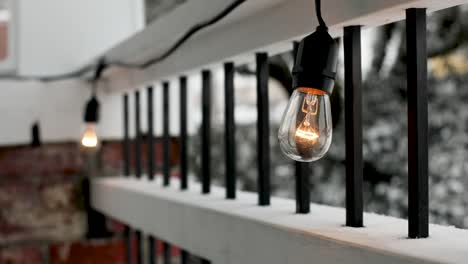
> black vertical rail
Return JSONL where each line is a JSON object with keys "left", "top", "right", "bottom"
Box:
{"left": 295, "top": 162, "right": 310, "bottom": 213}
{"left": 406, "top": 8, "right": 429, "bottom": 239}
{"left": 163, "top": 242, "right": 171, "bottom": 264}
{"left": 123, "top": 94, "right": 132, "bottom": 264}
{"left": 256, "top": 53, "right": 270, "bottom": 206}
{"left": 124, "top": 94, "right": 131, "bottom": 177}
{"left": 224, "top": 62, "right": 236, "bottom": 199}
{"left": 163, "top": 82, "right": 171, "bottom": 186}
{"left": 180, "top": 76, "right": 190, "bottom": 263}
{"left": 181, "top": 250, "right": 188, "bottom": 264}
{"left": 147, "top": 86, "right": 157, "bottom": 264}
{"left": 135, "top": 231, "right": 142, "bottom": 264}
{"left": 162, "top": 83, "right": 171, "bottom": 262}
{"left": 201, "top": 70, "right": 212, "bottom": 194}
{"left": 134, "top": 91, "right": 142, "bottom": 264}
{"left": 148, "top": 86, "right": 155, "bottom": 181}
{"left": 135, "top": 91, "right": 142, "bottom": 179}
{"left": 293, "top": 42, "right": 310, "bottom": 214}
{"left": 344, "top": 26, "right": 364, "bottom": 227}
{"left": 148, "top": 237, "right": 156, "bottom": 264}
{"left": 180, "top": 76, "right": 188, "bottom": 190}
{"left": 124, "top": 227, "right": 132, "bottom": 264}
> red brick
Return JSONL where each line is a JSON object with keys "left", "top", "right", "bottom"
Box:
{"left": 106, "top": 219, "right": 126, "bottom": 234}
{"left": 0, "top": 143, "right": 83, "bottom": 181}
{"left": 0, "top": 23, "right": 7, "bottom": 61}
{"left": 0, "top": 140, "right": 179, "bottom": 246}
{"left": 0, "top": 246, "right": 43, "bottom": 264}
{"left": 49, "top": 239, "right": 126, "bottom": 264}
{"left": 155, "top": 240, "right": 181, "bottom": 256}
{"left": 100, "top": 139, "right": 180, "bottom": 176}
{"left": 0, "top": 221, "right": 24, "bottom": 237}
{"left": 0, "top": 182, "right": 85, "bottom": 243}
{"left": 100, "top": 142, "right": 124, "bottom": 175}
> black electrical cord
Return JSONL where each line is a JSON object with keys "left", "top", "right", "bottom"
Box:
{"left": 91, "top": 58, "right": 107, "bottom": 95}
{"left": 0, "top": 0, "right": 246, "bottom": 82}
{"left": 110, "top": 0, "right": 246, "bottom": 69}
{"left": 0, "top": 64, "right": 95, "bottom": 82}
{"left": 315, "top": 0, "right": 327, "bottom": 29}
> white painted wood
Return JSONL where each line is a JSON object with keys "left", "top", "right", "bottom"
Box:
{"left": 16, "top": 0, "right": 144, "bottom": 76}
{"left": 0, "top": 0, "right": 18, "bottom": 73}
{"left": 92, "top": 177, "right": 468, "bottom": 264}
{"left": 103, "top": 0, "right": 468, "bottom": 92}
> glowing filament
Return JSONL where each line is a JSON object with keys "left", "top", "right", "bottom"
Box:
{"left": 81, "top": 125, "right": 98, "bottom": 148}
{"left": 295, "top": 129, "right": 319, "bottom": 141}
{"left": 278, "top": 87, "right": 332, "bottom": 162}
{"left": 295, "top": 94, "right": 319, "bottom": 144}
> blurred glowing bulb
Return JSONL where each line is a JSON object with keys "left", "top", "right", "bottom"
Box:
{"left": 81, "top": 124, "right": 98, "bottom": 148}
{"left": 278, "top": 88, "right": 332, "bottom": 162}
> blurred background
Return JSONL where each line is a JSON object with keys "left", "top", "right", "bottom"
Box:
{"left": 193, "top": 4, "right": 468, "bottom": 228}
{"left": 1, "top": 0, "right": 468, "bottom": 263}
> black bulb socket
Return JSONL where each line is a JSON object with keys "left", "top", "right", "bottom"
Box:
{"left": 292, "top": 26, "right": 338, "bottom": 94}
{"left": 84, "top": 96, "right": 100, "bottom": 123}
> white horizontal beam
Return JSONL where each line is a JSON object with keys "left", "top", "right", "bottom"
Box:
{"left": 92, "top": 177, "right": 468, "bottom": 264}
{"left": 103, "top": 0, "right": 468, "bottom": 92}
{"left": 16, "top": 0, "right": 144, "bottom": 76}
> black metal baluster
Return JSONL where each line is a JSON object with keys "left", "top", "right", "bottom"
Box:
{"left": 292, "top": 42, "right": 310, "bottom": 214}
{"left": 135, "top": 231, "right": 143, "bottom": 264}
{"left": 295, "top": 162, "right": 310, "bottom": 213}
{"left": 147, "top": 86, "right": 157, "bottom": 264}
{"left": 179, "top": 76, "right": 189, "bottom": 263}
{"left": 163, "top": 242, "right": 170, "bottom": 264}
{"left": 181, "top": 250, "right": 189, "bottom": 264}
{"left": 135, "top": 91, "right": 142, "bottom": 179}
{"left": 163, "top": 82, "right": 171, "bottom": 186}
{"left": 344, "top": 26, "right": 364, "bottom": 227}
{"left": 148, "top": 237, "right": 156, "bottom": 264}
{"left": 162, "top": 83, "right": 171, "bottom": 263}
{"left": 148, "top": 86, "right": 155, "bottom": 181}
{"left": 256, "top": 53, "right": 270, "bottom": 206}
{"left": 124, "top": 94, "right": 131, "bottom": 177}
{"left": 123, "top": 94, "right": 132, "bottom": 264}
{"left": 124, "top": 227, "right": 132, "bottom": 264}
{"left": 406, "top": 8, "right": 429, "bottom": 239}
{"left": 180, "top": 76, "right": 188, "bottom": 190}
{"left": 134, "top": 91, "right": 143, "bottom": 264}
{"left": 224, "top": 62, "right": 236, "bottom": 199}
{"left": 202, "top": 70, "right": 212, "bottom": 194}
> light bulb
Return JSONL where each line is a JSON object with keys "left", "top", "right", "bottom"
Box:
{"left": 278, "top": 22, "right": 338, "bottom": 162}
{"left": 81, "top": 123, "right": 99, "bottom": 148}
{"left": 278, "top": 87, "right": 332, "bottom": 162}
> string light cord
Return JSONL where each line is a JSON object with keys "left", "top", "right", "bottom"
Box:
{"left": 0, "top": 64, "right": 95, "bottom": 82}
{"left": 315, "top": 0, "right": 327, "bottom": 29}
{"left": 110, "top": 0, "right": 246, "bottom": 69}
{"left": 91, "top": 58, "right": 107, "bottom": 95}
{"left": 0, "top": 0, "right": 246, "bottom": 82}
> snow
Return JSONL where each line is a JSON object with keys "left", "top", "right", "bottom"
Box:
{"left": 93, "top": 176, "right": 468, "bottom": 264}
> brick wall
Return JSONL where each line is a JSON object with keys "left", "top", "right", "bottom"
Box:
{"left": 0, "top": 22, "right": 7, "bottom": 61}
{"left": 0, "top": 139, "right": 180, "bottom": 264}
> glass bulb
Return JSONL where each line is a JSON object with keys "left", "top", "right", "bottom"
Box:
{"left": 278, "top": 87, "right": 332, "bottom": 162}
{"left": 81, "top": 123, "right": 99, "bottom": 148}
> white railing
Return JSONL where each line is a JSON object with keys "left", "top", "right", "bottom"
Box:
{"left": 91, "top": 1, "right": 468, "bottom": 263}
{"left": 102, "top": 0, "right": 467, "bottom": 92}
{"left": 92, "top": 177, "right": 468, "bottom": 264}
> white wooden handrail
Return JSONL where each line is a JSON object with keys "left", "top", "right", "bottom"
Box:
{"left": 102, "top": 0, "right": 468, "bottom": 93}
{"left": 92, "top": 177, "right": 468, "bottom": 264}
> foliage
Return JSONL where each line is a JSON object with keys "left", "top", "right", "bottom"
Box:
{"left": 189, "top": 6, "right": 468, "bottom": 229}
